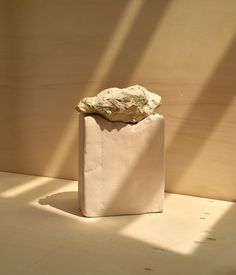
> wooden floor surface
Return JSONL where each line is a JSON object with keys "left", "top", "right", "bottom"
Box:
{"left": 0, "top": 172, "right": 236, "bottom": 275}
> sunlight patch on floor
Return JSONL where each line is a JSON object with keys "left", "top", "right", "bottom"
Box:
{"left": 0, "top": 176, "right": 55, "bottom": 198}
{"left": 119, "top": 193, "right": 233, "bottom": 255}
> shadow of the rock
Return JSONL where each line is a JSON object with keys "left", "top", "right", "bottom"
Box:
{"left": 38, "top": 192, "right": 83, "bottom": 217}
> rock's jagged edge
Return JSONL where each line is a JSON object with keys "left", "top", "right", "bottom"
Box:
{"left": 76, "top": 85, "right": 161, "bottom": 123}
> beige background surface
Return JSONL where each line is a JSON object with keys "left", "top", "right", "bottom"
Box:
{"left": 0, "top": 0, "right": 236, "bottom": 200}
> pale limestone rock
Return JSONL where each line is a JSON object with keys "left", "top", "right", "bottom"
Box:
{"left": 76, "top": 85, "right": 161, "bottom": 123}
{"left": 79, "top": 114, "right": 165, "bottom": 217}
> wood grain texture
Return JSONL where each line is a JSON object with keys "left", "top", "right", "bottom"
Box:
{"left": 0, "top": 0, "right": 235, "bottom": 200}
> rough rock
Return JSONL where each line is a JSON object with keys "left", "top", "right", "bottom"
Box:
{"left": 75, "top": 85, "right": 161, "bottom": 123}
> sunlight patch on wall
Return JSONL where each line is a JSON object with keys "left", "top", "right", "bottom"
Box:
{"left": 41, "top": 1, "right": 146, "bottom": 179}
{"left": 83, "top": 0, "right": 145, "bottom": 94}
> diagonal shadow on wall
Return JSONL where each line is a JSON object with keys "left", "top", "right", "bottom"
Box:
{"left": 0, "top": 0, "right": 129, "bottom": 178}
{"left": 0, "top": 0, "right": 171, "bottom": 180}
{"left": 165, "top": 35, "right": 236, "bottom": 200}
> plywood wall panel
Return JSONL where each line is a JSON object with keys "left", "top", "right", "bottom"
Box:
{"left": 0, "top": 0, "right": 236, "bottom": 200}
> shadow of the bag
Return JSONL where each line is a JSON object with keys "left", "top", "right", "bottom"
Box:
{"left": 38, "top": 191, "right": 82, "bottom": 217}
